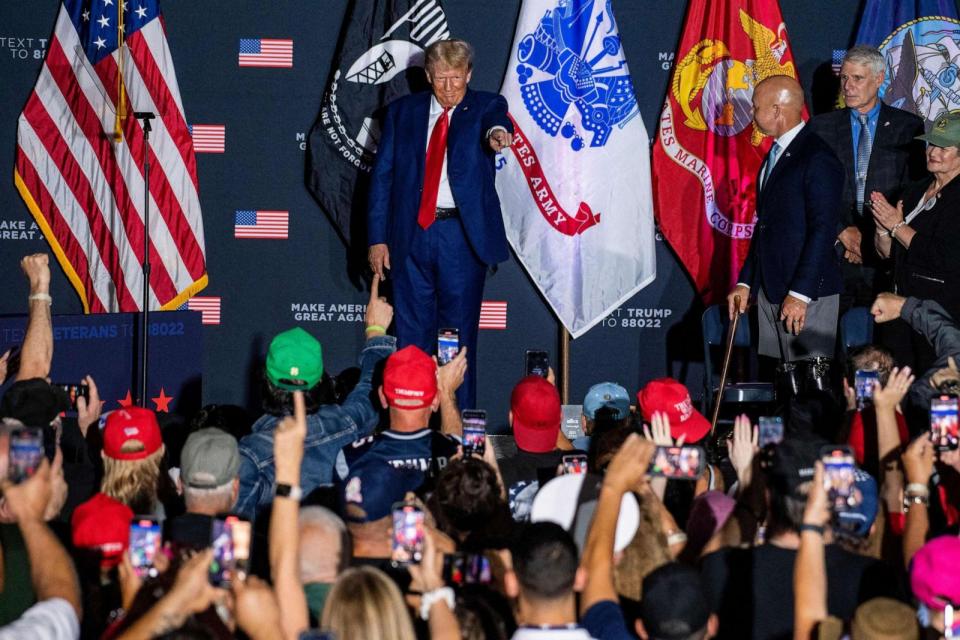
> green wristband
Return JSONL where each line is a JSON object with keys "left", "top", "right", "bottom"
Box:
{"left": 365, "top": 324, "right": 387, "bottom": 334}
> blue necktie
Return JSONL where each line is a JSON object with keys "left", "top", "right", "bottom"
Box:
{"left": 855, "top": 113, "right": 873, "bottom": 213}
{"left": 762, "top": 142, "right": 781, "bottom": 191}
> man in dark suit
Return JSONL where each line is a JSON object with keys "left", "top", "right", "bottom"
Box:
{"left": 808, "top": 46, "right": 926, "bottom": 312}
{"left": 367, "top": 39, "right": 513, "bottom": 409}
{"left": 728, "top": 76, "right": 844, "bottom": 362}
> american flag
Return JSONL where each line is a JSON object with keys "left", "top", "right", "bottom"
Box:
{"left": 234, "top": 210, "right": 289, "bottom": 239}
{"left": 14, "top": 0, "right": 207, "bottom": 314}
{"left": 239, "top": 38, "right": 293, "bottom": 68}
{"left": 832, "top": 49, "right": 846, "bottom": 75}
{"left": 189, "top": 124, "right": 225, "bottom": 153}
{"left": 180, "top": 296, "right": 221, "bottom": 325}
{"left": 479, "top": 301, "right": 507, "bottom": 330}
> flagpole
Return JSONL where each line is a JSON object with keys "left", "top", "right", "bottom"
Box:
{"left": 560, "top": 325, "right": 570, "bottom": 404}
{"left": 134, "top": 111, "right": 156, "bottom": 408}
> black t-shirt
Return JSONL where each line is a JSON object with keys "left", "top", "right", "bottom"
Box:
{"left": 700, "top": 543, "right": 906, "bottom": 640}
{"left": 499, "top": 448, "right": 583, "bottom": 489}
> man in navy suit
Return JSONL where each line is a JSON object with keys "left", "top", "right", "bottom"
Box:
{"left": 809, "top": 46, "right": 926, "bottom": 313}
{"left": 728, "top": 76, "right": 844, "bottom": 361}
{"left": 367, "top": 39, "right": 513, "bottom": 409}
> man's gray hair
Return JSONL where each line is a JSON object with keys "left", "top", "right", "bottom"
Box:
{"left": 844, "top": 45, "right": 885, "bottom": 77}
{"left": 183, "top": 480, "right": 235, "bottom": 512}
{"left": 299, "top": 506, "right": 351, "bottom": 581}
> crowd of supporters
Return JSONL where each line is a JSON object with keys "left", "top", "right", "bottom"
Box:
{"left": 0, "top": 253, "right": 959, "bottom": 640}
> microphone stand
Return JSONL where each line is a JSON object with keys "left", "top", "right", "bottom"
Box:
{"left": 134, "top": 111, "right": 155, "bottom": 408}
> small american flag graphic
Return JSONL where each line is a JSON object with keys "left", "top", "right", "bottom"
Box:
{"left": 180, "top": 297, "right": 221, "bottom": 325}
{"left": 239, "top": 38, "right": 293, "bottom": 68}
{"left": 234, "top": 210, "right": 289, "bottom": 239}
{"left": 832, "top": 49, "right": 846, "bottom": 75}
{"left": 190, "top": 125, "right": 225, "bottom": 153}
{"left": 479, "top": 301, "right": 507, "bottom": 330}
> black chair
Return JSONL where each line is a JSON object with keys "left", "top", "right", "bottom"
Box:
{"left": 840, "top": 306, "right": 874, "bottom": 355}
{"left": 701, "top": 304, "right": 775, "bottom": 415}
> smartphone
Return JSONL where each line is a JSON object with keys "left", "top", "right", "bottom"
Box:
{"left": 930, "top": 395, "right": 960, "bottom": 451}
{"left": 562, "top": 454, "right": 588, "bottom": 475}
{"left": 821, "top": 445, "right": 861, "bottom": 512}
{"left": 854, "top": 370, "right": 879, "bottom": 410}
{"left": 209, "top": 516, "right": 252, "bottom": 586}
{"left": 8, "top": 428, "right": 44, "bottom": 483}
{"left": 437, "top": 328, "right": 459, "bottom": 365}
{"left": 758, "top": 416, "right": 785, "bottom": 448}
{"left": 525, "top": 350, "right": 549, "bottom": 378}
{"left": 391, "top": 503, "right": 425, "bottom": 566}
{"left": 461, "top": 410, "right": 486, "bottom": 456}
{"left": 648, "top": 445, "right": 705, "bottom": 479}
{"left": 54, "top": 382, "right": 89, "bottom": 411}
{"left": 443, "top": 552, "right": 492, "bottom": 586}
{"left": 129, "top": 518, "right": 162, "bottom": 579}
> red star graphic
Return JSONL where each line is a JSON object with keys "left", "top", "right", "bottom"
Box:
{"left": 151, "top": 388, "right": 173, "bottom": 413}
{"left": 117, "top": 390, "right": 134, "bottom": 408}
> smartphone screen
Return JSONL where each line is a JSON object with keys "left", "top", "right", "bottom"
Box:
{"left": 9, "top": 428, "right": 44, "bottom": 484}
{"left": 758, "top": 416, "right": 785, "bottom": 448}
{"left": 648, "top": 445, "right": 705, "bottom": 479}
{"left": 391, "top": 503, "right": 424, "bottom": 566}
{"left": 443, "top": 552, "right": 492, "bottom": 586}
{"left": 525, "top": 350, "right": 549, "bottom": 378}
{"left": 930, "top": 395, "right": 960, "bottom": 451}
{"left": 54, "top": 382, "right": 89, "bottom": 411}
{"left": 209, "top": 516, "right": 251, "bottom": 586}
{"left": 437, "top": 328, "right": 459, "bottom": 365}
{"left": 854, "top": 370, "right": 879, "bottom": 410}
{"left": 462, "top": 410, "right": 486, "bottom": 456}
{"left": 129, "top": 518, "right": 162, "bottom": 579}
{"left": 821, "top": 446, "right": 860, "bottom": 512}
{"left": 562, "top": 454, "right": 588, "bottom": 475}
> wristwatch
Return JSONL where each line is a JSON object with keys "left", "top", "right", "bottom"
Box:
{"left": 275, "top": 483, "right": 303, "bottom": 502}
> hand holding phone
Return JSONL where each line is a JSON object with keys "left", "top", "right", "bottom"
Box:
{"left": 648, "top": 445, "right": 705, "bottom": 479}
{"left": 930, "top": 395, "right": 960, "bottom": 451}
{"left": 129, "top": 518, "right": 162, "bottom": 579}
{"left": 562, "top": 454, "right": 588, "bottom": 475}
{"left": 821, "top": 446, "right": 860, "bottom": 512}
{"left": 443, "top": 552, "right": 492, "bottom": 586}
{"left": 758, "top": 417, "right": 784, "bottom": 448}
{"left": 525, "top": 350, "right": 549, "bottom": 378}
{"left": 391, "top": 503, "right": 425, "bottom": 566}
{"left": 461, "top": 410, "right": 486, "bottom": 456}
{"left": 8, "top": 428, "right": 44, "bottom": 484}
{"left": 437, "top": 329, "right": 459, "bottom": 365}
{"left": 854, "top": 370, "right": 879, "bottom": 410}
{"left": 54, "top": 382, "right": 90, "bottom": 411}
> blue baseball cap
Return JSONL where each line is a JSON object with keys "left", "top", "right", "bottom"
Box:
{"left": 340, "top": 458, "right": 421, "bottom": 523}
{"left": 582, "top": 382, "right": 630, "bottom": 420}
{"left": 836, "top": 468, "right": 879, "bottom": 539}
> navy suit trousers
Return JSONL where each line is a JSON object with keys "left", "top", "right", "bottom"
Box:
{"left": 392, "top": 217, "right": 486, "bottom": 410}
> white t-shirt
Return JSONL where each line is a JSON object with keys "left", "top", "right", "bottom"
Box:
{"left": 0, "top": 598, "right": 79, "bottom": 640}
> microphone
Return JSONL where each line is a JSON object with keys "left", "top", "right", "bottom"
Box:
{"left": 133, "top": 111, "right": 156, "bottom": 120}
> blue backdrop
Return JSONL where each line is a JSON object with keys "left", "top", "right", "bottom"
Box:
{"left": 0, "top": 0, "right": 943, "bottom": 429}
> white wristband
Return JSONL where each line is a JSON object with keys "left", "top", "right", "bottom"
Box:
{"left": 28, "top": 293, "right": 52, "bottom": 304}
{"left": 420, "top": 586, "right": 455, "bottom": 621}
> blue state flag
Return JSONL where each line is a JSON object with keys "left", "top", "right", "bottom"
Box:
{"left": 854, "top": 0, "right": 960, "bottom": 126}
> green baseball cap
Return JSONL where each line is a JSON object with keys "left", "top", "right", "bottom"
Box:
{"left": 917, "top": 112, "right": 960, "bottom": 148}
{"left": 266, "top": 327, "right": 324, "bottom": 391}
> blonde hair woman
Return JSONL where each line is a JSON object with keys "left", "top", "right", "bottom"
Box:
{"left": 321, "top": 566, "right": 416, "bottom": 640}
{"left": 101, "top": 407, "right": 166, "bottom": 516}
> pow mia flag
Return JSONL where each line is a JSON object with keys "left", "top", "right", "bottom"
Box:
{"left": 306, "top": 0, "right": 452, "bottom": 246}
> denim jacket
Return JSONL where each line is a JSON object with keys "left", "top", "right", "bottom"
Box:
{"left": 235, "top": 335, "right": 395, "bottom": 520}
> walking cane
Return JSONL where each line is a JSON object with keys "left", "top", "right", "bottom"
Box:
{"left": 709, "top": 295, "right": 741, "bottom": 437}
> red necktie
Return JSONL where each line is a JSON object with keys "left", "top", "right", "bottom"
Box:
{"left": 417, "top": 107, "right": 450, "bottom": 229}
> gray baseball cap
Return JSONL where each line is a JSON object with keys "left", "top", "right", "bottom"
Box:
{"left": 180, "top": 428, "right": 240, "bottom": 489}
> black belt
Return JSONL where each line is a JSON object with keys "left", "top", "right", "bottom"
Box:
{"left": 435, "top": 207, "right": 459, "bottom": 220}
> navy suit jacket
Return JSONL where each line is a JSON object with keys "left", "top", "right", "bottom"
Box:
{"left": 808, "top": 104, "right": 925, "bottom": 261}
{"left": 367, "top": 89, "right": 513, "bottom": 268}
{"left": 738, "top": 125, "right": 844, "bottom": 304}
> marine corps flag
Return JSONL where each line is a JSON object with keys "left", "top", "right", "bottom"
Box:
{"left": 653, "top": 0, "right": 805, "bottom": 305}
{"left": 306, "top": 0, "right": 451, "bottom": 245}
